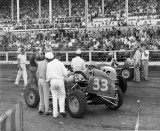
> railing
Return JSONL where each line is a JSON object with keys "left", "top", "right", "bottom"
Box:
{"left": 0, "top": 50, "right": 160, "bottom": 66}
{"left": 0, "top": 101, "right": 23, "bottom": 131}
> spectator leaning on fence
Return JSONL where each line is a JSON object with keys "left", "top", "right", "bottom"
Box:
{"left": 15, "top": 48, "right": 27, "bottom": 88}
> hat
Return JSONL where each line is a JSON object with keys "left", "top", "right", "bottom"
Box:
{"left": 45, "top": 52, "right": 54, "bottom": 59}
{"left": 76, "top": 49, "right": 81, "bottom": 54}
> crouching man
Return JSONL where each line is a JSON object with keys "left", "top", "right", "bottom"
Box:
{"left": 37, "top": 52, "right": 54, "bottom": 115}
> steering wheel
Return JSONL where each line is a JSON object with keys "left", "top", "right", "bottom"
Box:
{"left": 74, "top": 71, "right": 88, "bottom": 83}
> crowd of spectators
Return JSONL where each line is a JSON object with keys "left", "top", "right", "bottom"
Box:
{"left": 1, "top": 26, "right": 160, "bottom": 52}
{"left": 0, "top": 0, "right": 160, "bottom": 53}
{"left": 0, "top": 0, "right": 160, "bottom": 25}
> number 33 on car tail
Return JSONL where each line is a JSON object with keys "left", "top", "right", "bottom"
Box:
{"left": 87, "top": 76, "right": 116, "bottom": 97}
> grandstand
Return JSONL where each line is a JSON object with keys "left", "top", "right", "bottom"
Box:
{"left": 0, "top": 0, "right": 160, "bottom": 54}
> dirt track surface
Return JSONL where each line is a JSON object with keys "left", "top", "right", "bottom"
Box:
{"left": 0, "top": 66, "right": 160, "bottom": 131}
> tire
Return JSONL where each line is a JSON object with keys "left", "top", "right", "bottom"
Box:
{"left": 121, "top": 67, "right": 133, "bottom": 81}
{"left": 105, "top": 85, "right": 123, "bottom": 110}
{"left": 24, "top": 87, "right": 40, "bottom": 108}
{"left": 118, "top": 75, "right": 127, "bottom": 94}
{"left": 67, "top": 90, "right": 87, "bottom": 118}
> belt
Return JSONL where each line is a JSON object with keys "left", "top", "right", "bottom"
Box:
{"left": 39, "top": 77, "right": 46, "bottom": 80}
{"left": 142, "top": 59, "right": 148, "bottom": 61}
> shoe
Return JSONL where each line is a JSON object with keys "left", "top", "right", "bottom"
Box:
{"left": 132, "top": 80, "right": 140, "bottom": 83}
{"left": 53, "top": 116, "right": 59, "bottom": 119}
{"left": 15, "top": 84, "right": 18, "bottom": 87}
{"left": 60, "top": 112, "right": 67, "bottom": 118}
{"left": 45, "top": 111, "right": 52, "bottom": 115}
{"left": 38, "top": 110, "right": 44, "bottom": 114}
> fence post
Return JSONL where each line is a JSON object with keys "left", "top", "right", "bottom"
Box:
{"left": 114, "top": 51, "right": 117, "bottom": 61}
{"left": 21, "top": 100, "right": 24, "bottom": 131}
{"left": 89, "top": 51, "right": 91, "bottom": 62}
{"left": 66, "top": 52, "right": 68, "bottom": 63}
{"left": 6, "top": 52, "right": 8, "bottom": 62}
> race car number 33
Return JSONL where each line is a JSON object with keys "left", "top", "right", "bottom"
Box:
{"left": 93, "top": 78, "right": 108, "bottom": 92}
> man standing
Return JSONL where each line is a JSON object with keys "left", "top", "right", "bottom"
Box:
{"left": 133, "top": 45, "right": 142, "bottom": 82}
{"left": 141, "top": 45, "right": 149, "bottom": 80}
{"left": 25, "top": 49, "right": 39, "bottom": 89}
{"left": 71, "top": 49, "right": 86, "bottom": 72}
{"left": 37, "top": 52, "right": 54, "bottom": 115}
{"left": 46, "top": 53, "right": 69, "bottom": 118}
{"left": 15, "top": 48, "right": 27, "bottom": 87}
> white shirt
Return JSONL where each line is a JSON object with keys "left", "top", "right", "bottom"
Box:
{"left": 46, "top": 59, "right": 68, "bottom": 82}
{"left": 141, "top": 50, "right": 149, "bottom": 60}
{"left": 71, "top": 56, "right": 85, "bottom": 72}
{"left": 17, "top": 54, "right": 26, "bottom": 64}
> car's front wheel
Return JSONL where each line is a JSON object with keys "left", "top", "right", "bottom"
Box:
{"left": 118, "top": 75, "right": 127, "bottom": 94}
{"left": 67, "top": 90, "right": 87, "bottom": 118}
{"left": 105, "top": 85, "right": 123, "bottom": 110}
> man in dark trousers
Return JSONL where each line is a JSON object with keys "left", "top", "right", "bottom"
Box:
{"left": 25, "top": 48, "right": 39, "bottom": 89}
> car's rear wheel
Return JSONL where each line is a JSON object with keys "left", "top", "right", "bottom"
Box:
{"left": 118, "top": 75, "right": 127, "bottom": 94}
{"left": 105, "top": 85, "right": 123, "bottom": 110}
{"left": 67, "top": 90, "right": 87, "bottom": 118}
{"left": 24, "top": 87, "right": 40, "bottom": 108}
{"left": 121, "top": 67, "right": 133, "bottom": 81}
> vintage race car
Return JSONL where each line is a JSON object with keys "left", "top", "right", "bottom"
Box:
{"left": 24, "top": 62, "right": 124, "bottom": 118}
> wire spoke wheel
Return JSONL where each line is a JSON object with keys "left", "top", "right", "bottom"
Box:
{"left": 24, "top": 87, "right": 40, "bottom": 108}
{"left": 69, "top": 96, "right": 80, "bottom": 113}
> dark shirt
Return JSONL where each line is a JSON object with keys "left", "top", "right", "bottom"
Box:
{"left": 30, "top": 54, "right": 37, "bottom": 67}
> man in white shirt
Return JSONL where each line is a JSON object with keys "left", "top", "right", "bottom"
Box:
{"left": 71, "top": 49, "right": 86, "bottom": 72}
{"left": 46, "top": 53, "right": 69, "bottom": 118}
{"left": 15, "top": 48, "right": 27, "bottom": 87}
{"left": 141, "top": 45, "right": 149, "bottom": 80}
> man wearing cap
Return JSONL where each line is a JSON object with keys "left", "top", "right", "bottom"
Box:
{"left": 141, "top": 45, "right": 149, "bottom": 80}
{"left": 46, "top": 52, "right": 70, "bottom": 118}
{"left": 71, "top": 49, "right": 86, "bottom": 72}
{"left": 25, "top": 49, "right": 39, "bottom": 89}
{"left": 37, "top": 52, "right": 54, "bottom": 115}
{"left": 15, "top": 48, "right": 27, "bottom": 87}
{"left": 133, "top": 45, "right": 142, "bottom": 82}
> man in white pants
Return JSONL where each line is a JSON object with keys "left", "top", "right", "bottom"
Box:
{"left": 46, "top": 52, "right": 69, "bottom": 118}
{"left": 37, "top": 52, "right": 54, "bottom": 115}
{"left": 141, "top": 45, "right": 149, "bottom": 80}
{"left": 15, "top": 48, "right": 27, "bottom": 87}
